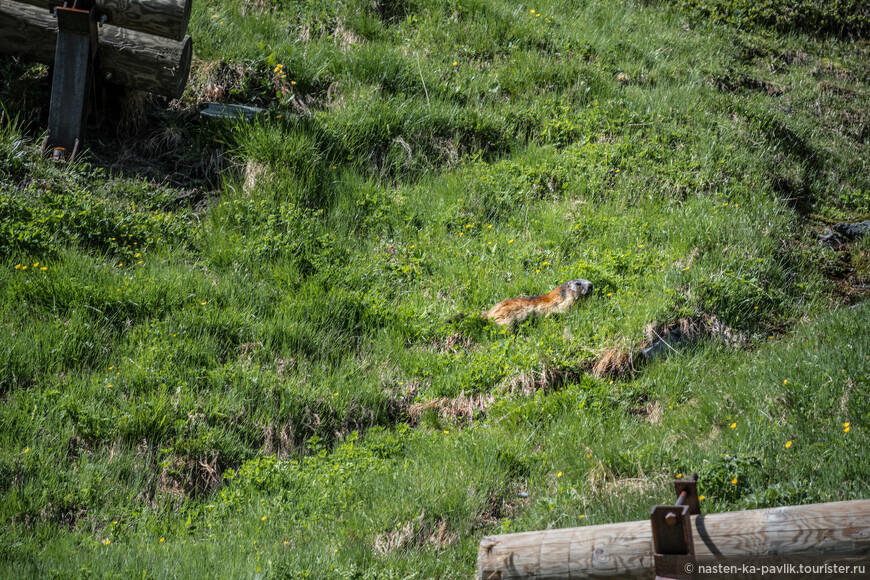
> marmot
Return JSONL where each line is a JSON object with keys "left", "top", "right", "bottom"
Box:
{"left": 481, "top": 279, "right": 593, "bottom": 326}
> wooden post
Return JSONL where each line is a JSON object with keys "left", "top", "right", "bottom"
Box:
{"left": 48, "top": 0, "right": 98, "bottom": 155}
{"left": 0, "top": 0, "right": 192, "bottom": 98}
{"left": 478, "top": 499, "right": 870, "bottom": 580}
{"left": 11, "top": 0, "right": 192, "bottom": 41}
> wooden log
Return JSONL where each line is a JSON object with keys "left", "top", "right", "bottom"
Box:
{"left": 99, "top": 26, "right": 192, "bottom": 99}
{"left": 478, "top": 499, "right": 870, "bottom": 579}
{"left": 11, "top": 0, "right": 191, "bottom": 41}
{"left": 0, "top": 1, "right": 192, "bottom": 98}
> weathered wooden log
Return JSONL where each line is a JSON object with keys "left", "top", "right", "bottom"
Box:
{"left": 11, "top": 0, "right": 191, "bottom": 41}
{"left": 478, "top": 499, "right": 870, "bottom": 579}
{"left": 0, "top": 0, "right": 192, "bottom": 98}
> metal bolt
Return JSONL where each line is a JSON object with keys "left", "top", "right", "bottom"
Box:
{"left": 104, "top": 71, "right": 113, "bottom": 80}
{"left": 665, "top": 511, "right": 678, "bottom": 526}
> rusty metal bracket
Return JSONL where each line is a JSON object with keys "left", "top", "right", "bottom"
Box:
{"left": 46, "top": 0, "right": 104, "bottom": 161}
{"left": 651, "top": 474, "right": 700, "bottom": 580}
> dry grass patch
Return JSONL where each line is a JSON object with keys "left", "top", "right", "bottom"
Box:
{"left": 373, "top": 514, "right": 458, "bottom": 554}
{"left": 498, "top": 365, "right": 578, "bottom": 397}
{"left": 592, "top": 345, "right": 636, "bottom": 379}
{"left": 408, "top": 392, "right": 494, "bottom": 426}
{"left": 430, "top": 332, "right": 474, "bottom": 354}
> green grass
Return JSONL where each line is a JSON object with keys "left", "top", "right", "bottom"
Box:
{"left": 1, "top": 0, "right": 869, "bottom": 578}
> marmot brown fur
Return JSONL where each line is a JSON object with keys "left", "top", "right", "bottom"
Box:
{"left": 481, "top": 279, "right": 593, "bottom": 326}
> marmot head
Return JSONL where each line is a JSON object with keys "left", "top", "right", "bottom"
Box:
{"left": 562, "top": 279, "right": 593, "bottom": 300}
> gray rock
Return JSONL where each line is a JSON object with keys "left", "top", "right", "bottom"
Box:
{"left": 639, "top": 327, "right": 687, "bottom": 361}
{"left": 199, "top": 103, "right": 267, "bottom": 121}
{"left": 818, "top": 227, "right": 845, "bottom": 248}
{"left": 833, "top": 220, "right": 870, "bottom": 240}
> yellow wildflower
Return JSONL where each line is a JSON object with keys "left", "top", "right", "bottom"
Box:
{"left": 785, "top": 441, "right": 792, "bottom": 448}
{"left": 731, "top": 477, "right": 738, "bottom": 485}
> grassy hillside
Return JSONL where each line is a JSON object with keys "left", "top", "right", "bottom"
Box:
{"left": 1, "top": 0, "right": 869, "bottom": 577}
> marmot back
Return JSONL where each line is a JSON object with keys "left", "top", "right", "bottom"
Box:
{"left": 481, "top": 279, "right": 593, "bottom": 326}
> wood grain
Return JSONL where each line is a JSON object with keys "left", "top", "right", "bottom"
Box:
{"left": 478, "top": 500, "right": 870, "bottom": 579}
{"left": 11, "top": 0, "right": 191, "bottom": 40}
{"left": 0, "top": 0, "right": 192, "bottom": 98}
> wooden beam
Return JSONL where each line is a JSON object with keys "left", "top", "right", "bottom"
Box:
{"left": 10, "top": 0, "right": 191, "bottom": 41}
{"left": 0, "top": 0, "right": 192, "bottom": 99}
{"left": 478, "top": 499, "right": 870, "bottom": 579}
